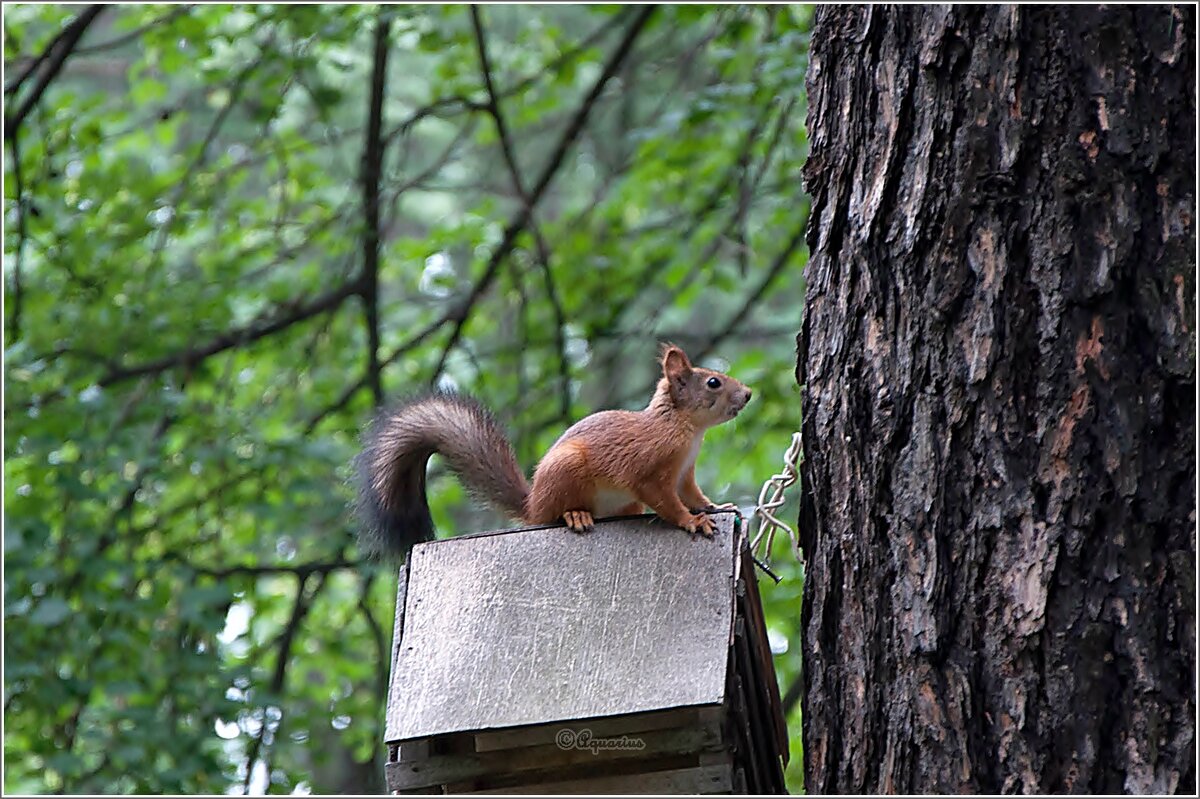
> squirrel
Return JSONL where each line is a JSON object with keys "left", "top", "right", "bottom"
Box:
{"left": 355, "top": 344, "right": 752, "bottom": 558}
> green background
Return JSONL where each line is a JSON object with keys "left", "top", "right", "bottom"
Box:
{"left": 3, "top": 4, "right": 811, "bottom": 793}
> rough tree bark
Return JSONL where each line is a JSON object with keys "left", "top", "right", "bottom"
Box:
{"left": 797, "top": 5, "right": 1194, "bottom": 794}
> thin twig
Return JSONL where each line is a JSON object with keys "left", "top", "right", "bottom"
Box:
{"left": 130, "top": 468, "right": 269, "bottom": 536}
{"left": 592, "top": 86, "right": 785, "bottom": 402}
{"left": 384, "top": 7, "right": 633, "bottom": 144}
{"left": 303, "top": 310, "right": 451, "bottom": 433}
{"left": 163, "top": 552, "right": 359, "bottom": 579}
{"left": 428, "top": 5, "right": 658, "bottom": 385}
{"left": 605, "top": 212, "right": 808, "bottom": 413}
{"left": 62, "top": 411, "right": 177, "bottom": 598}
{"left": 590, "top": 61, "right": 779, "bottom": 359}
{"left": 692, "top": 213, "right": 808, "bottom": 362}
{"left": 382, "top": 120, "right": 479, "bottom": 240}
{"left": 241, "top": 572, "right": 330, "bottom": 794}
{"left": 749, "top": 94, "right": 799, "bottom": 195}
{"left": 236, "top": 200, "right": 356, "bottom": 285}
{"left": 512, "top": 265, "right": 532, "bottom": 444}
{"left": 150, "top": 49, "right": 266, "bottom": 265}
{"left": 356, "top": 573, "right": 389, "bottom": 697}
{"left": 73, "top": 5, "right": 193, "bottom": 55}
{"left": 469, "top": 4, "right": 573, "bottom": 419}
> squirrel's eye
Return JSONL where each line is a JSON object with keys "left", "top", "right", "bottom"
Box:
{"left": 706, "top": 376, "right": 721, "bottom": 389}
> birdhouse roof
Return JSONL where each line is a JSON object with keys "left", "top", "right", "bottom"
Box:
{"left": 385, "top": 512, "right": 743, "bottom": 743}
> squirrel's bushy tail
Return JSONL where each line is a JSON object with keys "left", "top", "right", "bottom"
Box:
{"left": 355, "top": 392, "right": 530, "bottom": 559}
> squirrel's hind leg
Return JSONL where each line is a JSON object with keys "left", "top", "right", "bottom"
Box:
{"left": 563, "top": 510, "right": 594, "bottom": 533}
{"left": 528, "top": 438, "right": 596, "bottom": 532}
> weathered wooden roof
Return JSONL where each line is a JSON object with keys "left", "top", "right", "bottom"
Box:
{"left": 385, "top": 512, "right": 740, "bottom": 743}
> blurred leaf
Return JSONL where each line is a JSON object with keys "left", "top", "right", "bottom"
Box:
{"left": 28, "top": 598, "right": 71, "bottom": 626}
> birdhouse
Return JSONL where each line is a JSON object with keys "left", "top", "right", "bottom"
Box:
{"left": 382, "top": 510, "right": 789, "bottom": 794}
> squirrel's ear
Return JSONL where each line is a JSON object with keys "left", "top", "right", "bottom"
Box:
{"left": 661, "top": 343, "right": 692, "bottom": 383}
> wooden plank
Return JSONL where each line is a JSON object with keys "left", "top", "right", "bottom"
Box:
{"left": 733, "top": 613, "right": 772, "bottom": 792}
{"left": 699, "top": 749, "right": 734, "bottom": 767}
{"left": 733, "top": 766, "right": 748, "bottom": 794}
{"left": 395, "top": 740, "right": 430, "bottom": 763}
{"left": 386, "top": 719, "right": 725, "bottom": 791}
{"left": 386, "top": 561, "right": 414, "bottom": 792}
{"left": 739, "top": 546, "right": 791, "bottom": 765}
{"left": 472, "top": 705, "right": 719, "bottom": 752}
{"left": 733, "top": 607, "right": 787, "bottom": 793}
{"left": 730, "top": 670, "right": 765, "bottom": 794}
{"left": 468, "top": 763, "right": 734, "bottom": 795}
{"left": 385, "top": 512, "right": 739, "bottom": 742}
{"left": 444, "top": 751, "right": 701, "bottom": 793}
{"left": 720, "top": 646, "right": 751, "bottom": 786}
{"left": 388, "top": 561, "right": 410, "bottom": 683}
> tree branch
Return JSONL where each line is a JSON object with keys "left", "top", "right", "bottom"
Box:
{"left": 97, "top": 279, "right": 362, "bottom": 388}
{"left": 303, "top": 310, "right": 451, "bottom": 433}
{"left": 593, "top": 86, "right": 790, "bottom": 401}
{"left": 428, "top": 4, "right": 657, "bottom": 385}
{"left": 4, "top": 6, "right": 102, "bottom": 336}
{"left": 385, "top": 7, "right": 633, "bottom": 143}
{"left": 356, "top": 573, "right": 389, "bottom": 697}
{"left": 163, "top": 552, "right": 359, "bottom": 580}
{"left": 7, "top": 130, "right": 27, "bottom": 342}
{"left": 383, "top": 121, "right": 478, "bottom": 239}
{"left": 604, "top": 213, "right": 808, "bottom": 412}
{"left": 469, "top": 6, "right": 522, "bottom": 187}
{"left": 150, "top": 48, "right": 266, "bottom": 264}
{"left": 4, "top": 5, "right": 104, "bottom": 138}
{"left": 692, "top": 213, "right": 808, "bottom": 363}
{"left": 241, "top": 572, "right": 330, "bottom": 794}
{"left": 469, "top": 4, "right": 572, "bottom": 419}
{"left": 359, "top": 11, "right": 391, "bottom": 407}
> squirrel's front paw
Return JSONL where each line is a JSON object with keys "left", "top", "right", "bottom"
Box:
{"left": 682, "top": 513, "right": 716, "bottom": 538}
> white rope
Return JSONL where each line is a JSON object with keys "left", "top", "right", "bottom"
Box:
{"left": 751, "top": 431, "right": 804, "bottom": 571}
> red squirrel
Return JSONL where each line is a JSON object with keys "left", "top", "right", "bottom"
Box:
{"left": 356, "top": 344, "right": 752, "bottom": 557}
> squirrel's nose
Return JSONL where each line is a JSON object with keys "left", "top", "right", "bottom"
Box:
{"left": 743, "top": 388, "right": 753, "bottom": 403}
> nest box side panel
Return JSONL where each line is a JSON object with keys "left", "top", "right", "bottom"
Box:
{"left": 385, "top": 512, "right": 739, "bottom": 742}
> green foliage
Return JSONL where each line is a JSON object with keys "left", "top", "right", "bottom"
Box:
{"left": 4, "top": 3, "right": 811, "bottom": 793}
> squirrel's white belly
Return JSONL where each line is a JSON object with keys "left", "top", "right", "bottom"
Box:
{"left": 593, "top": 487, "right": 637, "bottom": 517}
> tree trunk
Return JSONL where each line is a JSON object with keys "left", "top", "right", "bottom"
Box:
{"left": 797, "top": 5, "right": 1195, "bottom": 794}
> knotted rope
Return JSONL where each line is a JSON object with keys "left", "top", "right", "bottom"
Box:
{"left": 750, "top": 432, "right": 804, "bottom": 582}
